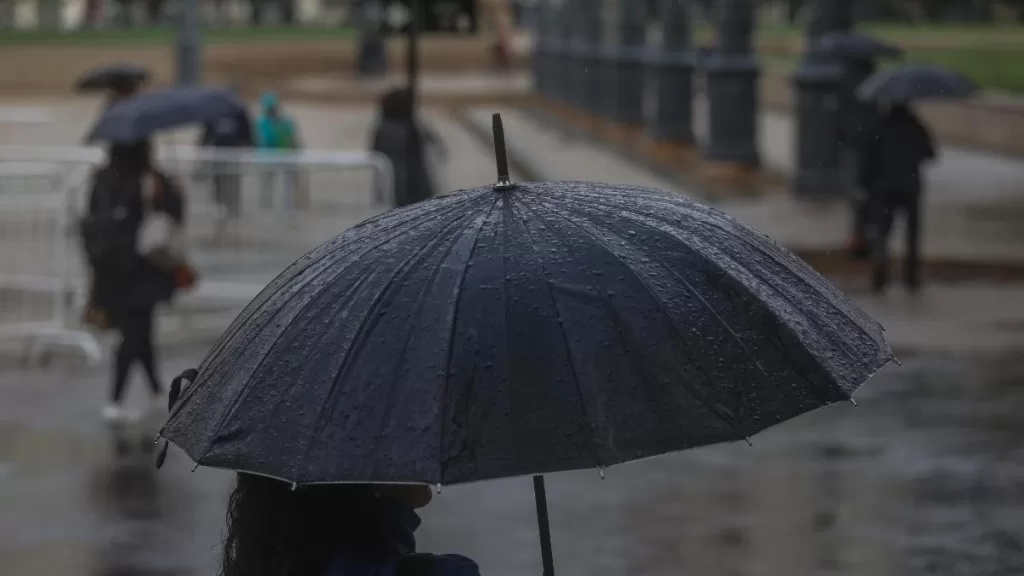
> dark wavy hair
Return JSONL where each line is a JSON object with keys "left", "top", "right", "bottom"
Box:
{"left": 221, "top": 473, "right": 395, "bottom": 576}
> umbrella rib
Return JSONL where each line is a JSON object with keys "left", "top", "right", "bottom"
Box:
{"left": 564, "top": 194, "right": 877, "bottom": 385}
{"left": 571, "top": 189, "right": 885, "bottom": 344}
{"left": 435, "top": 196, "right": 499, "bottom": 484}
{"left": 506, "top": 201, "right": 606, "bottom": 471}
{"left": 189, "top": 200, "right": 481, "bottom": 460}
{"left": 564, "top": 194, "right": 887, "bottom": 396}
{"left": 293, "top": 208, "right": 485, "bottom": 482}
{"left": 519, "top": 197, "right": 748, "bottom": 438}
{"left": 191, "top": 194, "right": 479, "bottom": 384}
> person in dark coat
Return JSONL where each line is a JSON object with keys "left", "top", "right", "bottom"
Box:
{"left": 200, "top": 106, "right": 255, "bottom": 219}
{"left": 220, "top": 475, "right": 480, "bottom": 576}
{"left": 370, "top": 89, "right": 447, "bottom": 208}
{"left": 861, "top": 104, "right": 936, "bottom": 293}
{"left": 81, "top": 140, "right": 185, "bottom": 422}
{"left": 841, "top": 58, "right": 881, "bottom": 260}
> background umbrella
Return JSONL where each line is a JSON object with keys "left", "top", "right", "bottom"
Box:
{"left": 817, "top": 32, "right": 902, "bottom": 60}
{"left": 86, "top": 85, "right": 247, "bottom": 143}
{"left": 857, "top": 63, "right": 979, "bottom": 105}
{"left": 76, "top": 63, "right": 150, "bottom": 92}
{"left": 159, "top": 115, "right": 892, "bottom": 576}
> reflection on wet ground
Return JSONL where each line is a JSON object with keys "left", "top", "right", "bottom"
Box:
{"left": 1, "top": 350, "right": 1022, "bottom": 576}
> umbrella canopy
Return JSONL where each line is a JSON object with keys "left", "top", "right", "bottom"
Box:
{"left": 86, "top": 85, "right": 247, "bottom": 143}
{"left": 160, "top": 129, "right": 893, "bottom": 487}
{"left": 857, "top": 64, "right": 979, "bottom": 105}
{"left": 817, "top": 32, "right": 902, "bottom": 60}
{"left": 76, "top": 63, "right": 150, "bottom": 92}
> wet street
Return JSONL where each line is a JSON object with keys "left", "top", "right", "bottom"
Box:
{"left": 1, "top": 346, "right": 1022, "bottom": 576}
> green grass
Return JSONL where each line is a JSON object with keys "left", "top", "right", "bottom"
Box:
{"left": 692, "top": 23, "right": 1024, "bottom": 94}
{"left": 0, "top": 25, "right": 356, "bottom": 46}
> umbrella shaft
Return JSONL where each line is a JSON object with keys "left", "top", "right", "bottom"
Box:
{"left": 532, "top": 475, "right": 556, "bottom": 576}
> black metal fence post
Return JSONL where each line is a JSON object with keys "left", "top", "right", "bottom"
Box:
{"left": 792, "top": 0, "right": 854, "bottom": 197}
{"left": 703, "top": 0, "right": 759, "bottom": 166}
{"left": 581, "top": 1, "right": 605, "bottom": 116}
{"left": 612, "top": 0, "right": 647, "bottom": 127}
{"left": 649, "top": 0, "right": 695, "bottom": 145}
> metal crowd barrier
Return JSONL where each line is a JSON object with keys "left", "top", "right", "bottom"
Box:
{"left": 0, "top": 145, "right": 394, "bottom": 364}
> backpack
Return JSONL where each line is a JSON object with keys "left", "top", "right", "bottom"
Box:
{"left": 80, "top": 170, "right": 138, "bottom": 275}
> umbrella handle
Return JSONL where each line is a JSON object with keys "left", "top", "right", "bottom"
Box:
{"left": 532, "top": 475, "right": 556, "bottom": 576}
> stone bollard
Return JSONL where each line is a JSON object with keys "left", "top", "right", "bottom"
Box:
{"left": 792, "top": 0, "right": 854, "bottom": 197}
{"left": 703, "top": 0, "right": 759, "bottom": 166}
{"left": 649, "top": 0, "right": 696, "bottom": 146}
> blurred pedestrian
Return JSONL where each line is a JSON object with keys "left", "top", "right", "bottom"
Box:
{"left": 80, "top": 140, "right": 190, "bottom": 422}
{"left": 200, "top": 98, "right": 254, "bottom": 220}
{"left": 861, "top": 104, "right": 936, "bottom": 293}
{"left": 369, "top": 88, "right": 446, "bottom": 207}
{"left": 256, "top": 92, "right": 304, "bottom": 212}
{"left": 220, "top": 474, "right": 480, "bottom": 576}
{"left": 842, "top": 58, "right": 881, "bottom": 261}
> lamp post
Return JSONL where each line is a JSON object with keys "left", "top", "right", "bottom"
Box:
{"left": 649, "top": 0, "right": 695, "bottom": 146}
{"left": 703, "top": 0, "right": 759, "bottom": 166}
{"left": 791, "top": 0, "right": 854, "bottom": 197}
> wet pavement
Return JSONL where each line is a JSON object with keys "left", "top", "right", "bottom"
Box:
{"left": 2, "top": 346, "right": 1023, "bottom": 576}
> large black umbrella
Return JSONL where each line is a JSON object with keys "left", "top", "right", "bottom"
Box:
{"left": 86, "top": 85, "right": 248, "bottom": 143}
{"left": 857, "top": 63, "right": 979, "bottom": 105}
{"left": 817, "top": 32, "right": 902, "bottom": 60}
{"left": 159, "top": 116, "right": 892, "bottom": 575}
{"left": 75, "top": 63, "right": 150, "bottom": 92}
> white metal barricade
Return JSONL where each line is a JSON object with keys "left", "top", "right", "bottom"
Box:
{"left": 0, "top": 155, "right": 100, "bottom": 363}
{"left": 0, "top": 144, "right": 394, "bottom": 363}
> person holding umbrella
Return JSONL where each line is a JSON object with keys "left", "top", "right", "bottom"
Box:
{"left": 218, "top": 475, "right": 480, "bottom": 576}
{"left": 80, "top": 140, "right": 186, "bottom": 422}
{"left": 857, "top": 64, "right": 977, "bottom": 292}
{"left": 157, "top": 116, "right": 894, "bottom": 576}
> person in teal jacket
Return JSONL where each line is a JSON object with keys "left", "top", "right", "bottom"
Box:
{"left": 256, "top": 92, "right": 303, "bottom": 212}
{"left": 257, "top": 91, "right": 299, "bottom": 150}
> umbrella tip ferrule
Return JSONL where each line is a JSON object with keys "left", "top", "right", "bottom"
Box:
{"left": 436, "top": 483, "right": 443, "bottom": 495}
{"left": 191, "top": 463, "right": 199, "bottom": 472}
{"left": 744, "top": 437, "right": 753, "bottom": 447}
{"left": 491, "top": 112, "right": 517, "bottom": 192}
{"left": 598, "top": 467, "right": 605, "bottom": 480}
{"left": 291, "top": 482, "right": 298, "bottom": 492}
{"left": 850, "top": 398, "right": 859, "bottom": 407}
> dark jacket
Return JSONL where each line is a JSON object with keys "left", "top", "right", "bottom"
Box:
{"left": 322, "top": 498, "right": 480, "bottom": 576}
{"left": 861, "top": 106, "right": 936, "bottom": 198}
{"left": 371, "top": 119, "right": 439, "bottom": 207}
{"left": 84, "top": 167, "right": 184, "bottom": 310}
{"left": 201, "top": 110, "right": 254, "bottom": 148}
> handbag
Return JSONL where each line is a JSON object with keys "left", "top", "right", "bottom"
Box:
{"left": 138, "top": 172, "right": 186, "bottom": 274}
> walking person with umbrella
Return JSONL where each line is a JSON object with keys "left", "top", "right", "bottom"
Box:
{"left": 157, "top": 115, "right": 894, "bottom": 576}
{"left": 80, "top": 139, "right": 186, "bottom": 422}
{"left": 857, "top": 64, "right": 978, "bottom": 292}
